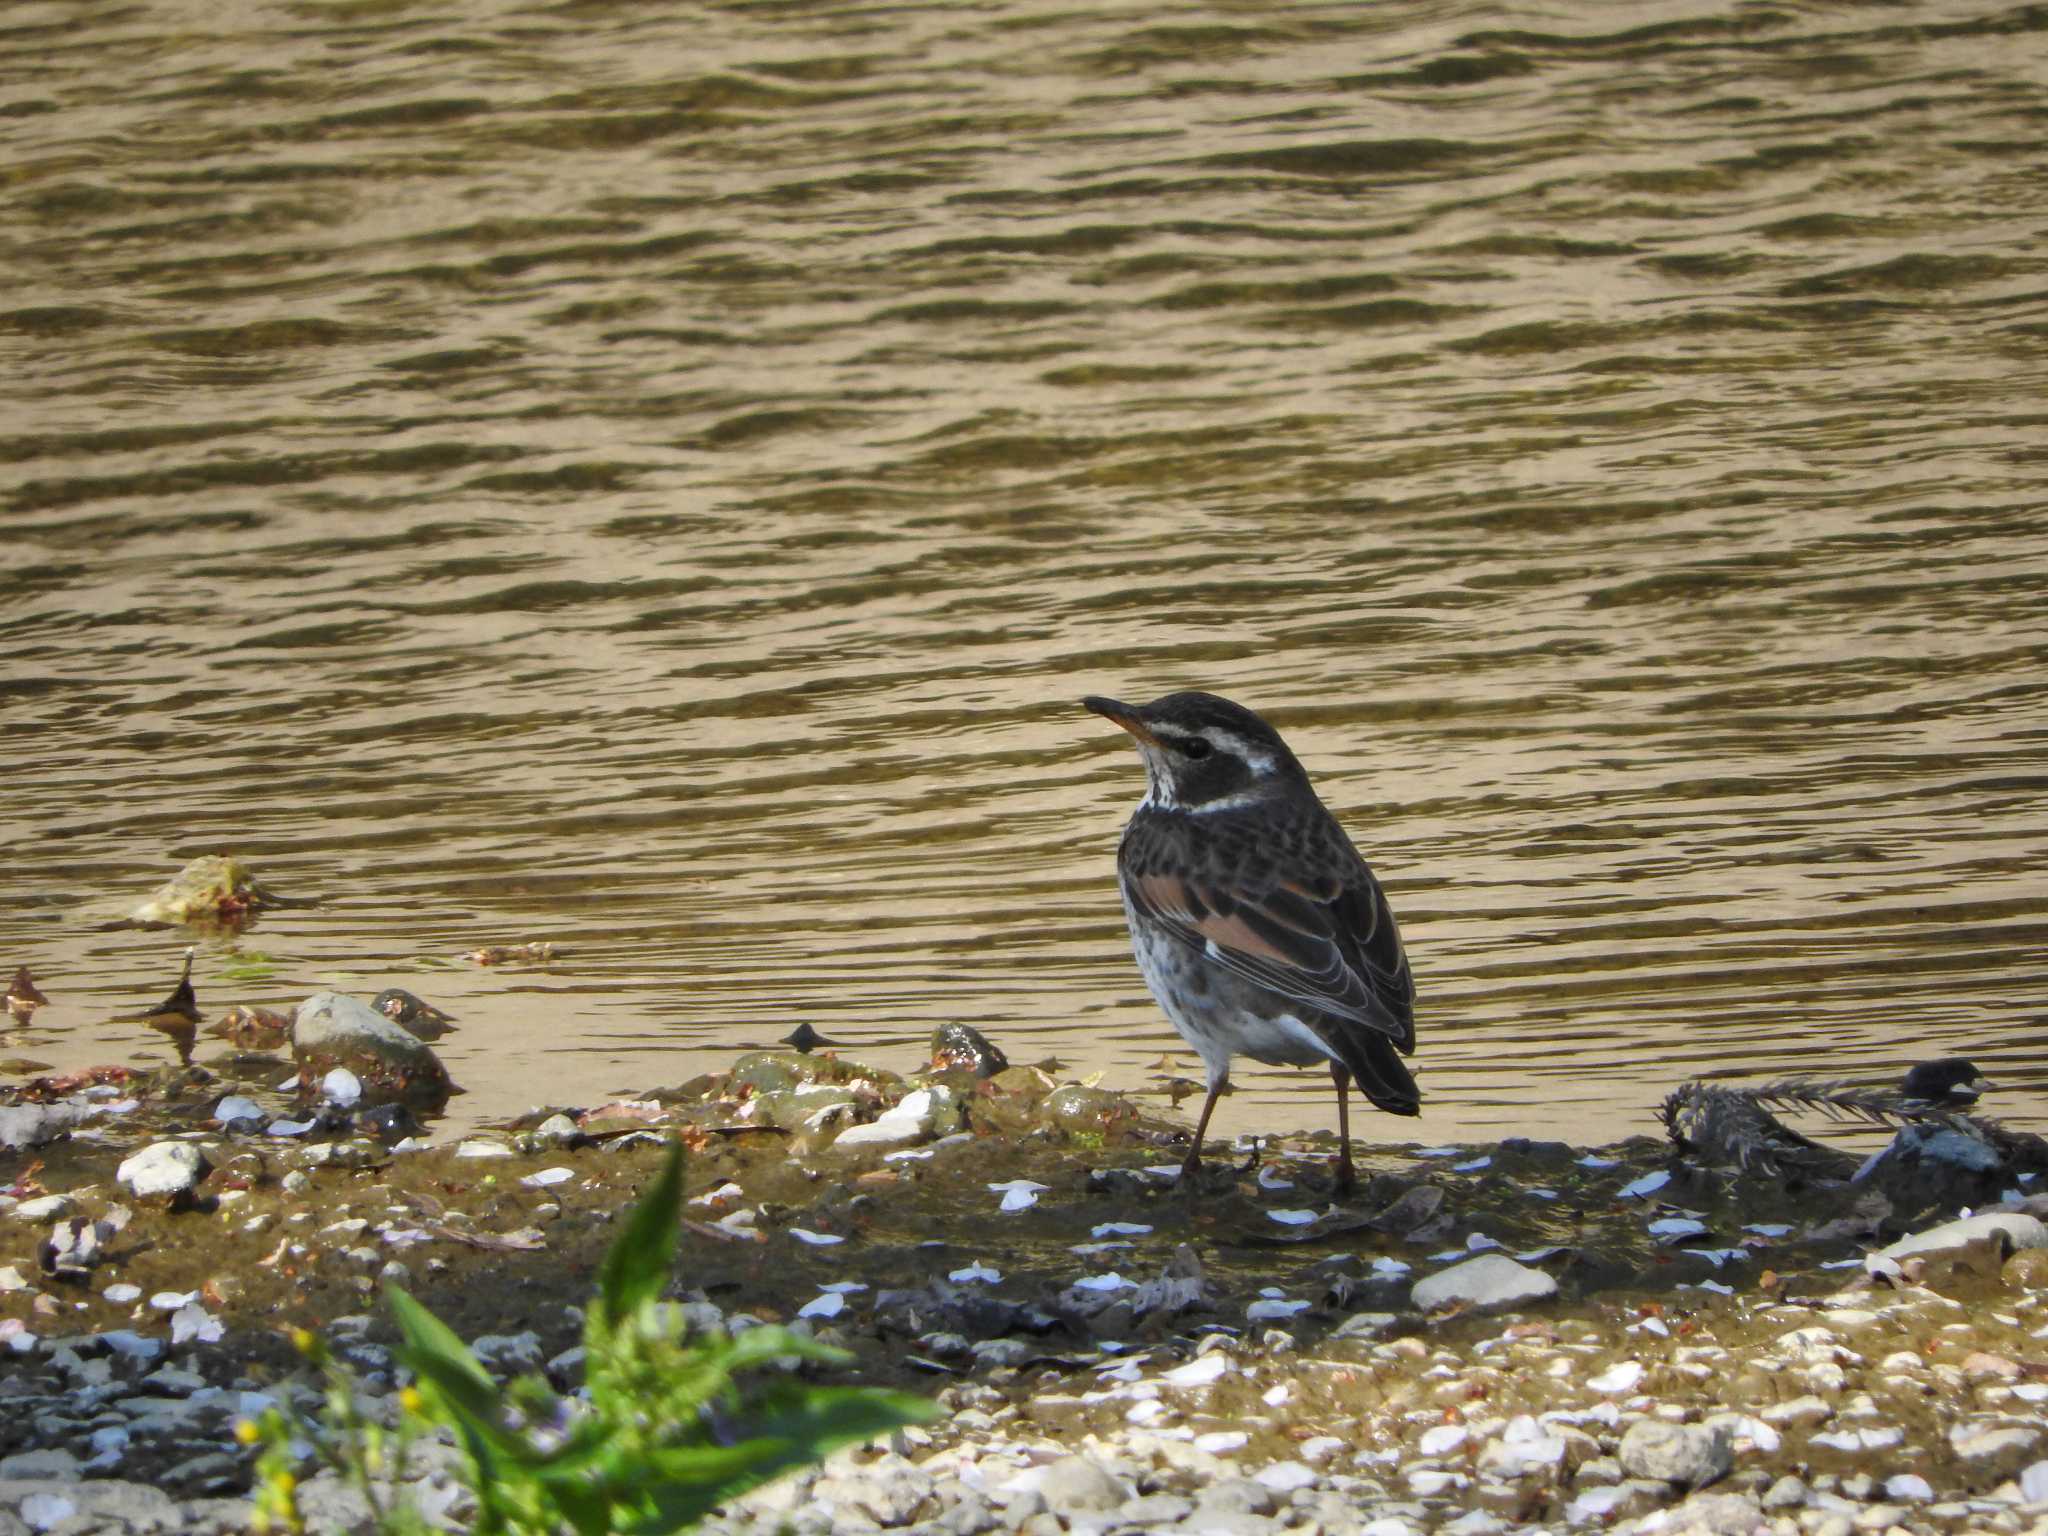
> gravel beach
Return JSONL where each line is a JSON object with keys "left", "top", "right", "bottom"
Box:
{"left": 2, "top": 1044, "right": 2046, "bottom": 1535}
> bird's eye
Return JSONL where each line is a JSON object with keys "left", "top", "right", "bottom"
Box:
{"left": 1181, "top": 737, "right": 1212, "bottom": 760}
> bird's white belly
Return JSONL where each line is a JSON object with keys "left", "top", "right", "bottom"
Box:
{"left": 1125, "top": 903, "right": 1335, "bottom": 1087}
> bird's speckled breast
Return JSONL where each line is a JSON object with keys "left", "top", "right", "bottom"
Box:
{"left": 1120, "top": 882, "right": 1335, "bottom": 1088}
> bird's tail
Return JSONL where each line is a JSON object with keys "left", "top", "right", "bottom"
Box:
{"left": 1338, "top": 1032, "right": 1420, "bottom": 1116}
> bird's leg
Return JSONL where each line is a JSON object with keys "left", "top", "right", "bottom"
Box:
{"left": 1331, "top": 1064, "right": 1356, "bottom": 1194}
{"left": 1181, "top": 1078, "right": 1225, "bottom": 1183}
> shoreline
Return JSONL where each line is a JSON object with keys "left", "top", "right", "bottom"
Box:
{"left": 2, "top": 1047, "right": 2046, "bottom": 1533}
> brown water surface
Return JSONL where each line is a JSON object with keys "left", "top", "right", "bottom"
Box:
{"left": 5, "top": 0, "right": 2046, "bottom": 1147}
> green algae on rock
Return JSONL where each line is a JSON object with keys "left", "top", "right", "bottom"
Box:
{"left": 130, "top": 855, "right": 282, "bottom": 930}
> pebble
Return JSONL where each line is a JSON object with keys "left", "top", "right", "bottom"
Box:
{"left": 115, "top": 1142, "right": 210, "bottom": 1201}
{"left": 1410, "top": 1252, "right": 1558, "bottom": 1313}
{"left": 1036, "top": 1453, "right": 1127, "bottom": 1514}
{"left": 1620, "top": 1417, "right": 1734, "bottom": 1488}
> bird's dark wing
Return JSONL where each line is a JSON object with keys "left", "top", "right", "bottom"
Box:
{"left": 1119, "top": 807, "right": 1415, "bottom": 1050}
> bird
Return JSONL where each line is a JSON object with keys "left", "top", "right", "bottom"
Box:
{"left": 780, "top": 1023, "right": 841, "bottom": 1054}
{"left": 1084, "top": 690, "right": 1418, "bottom": 1191}
{"left": 1899, "top": 1057, "right": 1993, "bottom": 1111}
{"left": 373, "top": 988, "right": 458, "bottom": 1042}
{"left": 125, "top": 946, "right": 200, "bottom": 1064}
{"left": 6, "top": 966, "right": 49, "bottom": 1023}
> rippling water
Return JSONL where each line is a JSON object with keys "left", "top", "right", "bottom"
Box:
{"left": 6, "top": 0, "right": 2046, "bottom": 1148}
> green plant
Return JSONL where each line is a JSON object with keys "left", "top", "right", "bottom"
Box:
{"left": 244, "top": 1144, "right": 933, "bottom": 1533}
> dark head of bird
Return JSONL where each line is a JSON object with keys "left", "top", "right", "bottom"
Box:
{"left": 1083, "top": 691, "right": 1311, "bottom": 814}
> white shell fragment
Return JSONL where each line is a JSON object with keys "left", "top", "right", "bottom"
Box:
{"left": 1266, "top": 1209, "right": 1318, "bottom": 1227}
{"left": 520, "top": 1167, "right": 574, "bottom": 1188}
{"left": 1648, "top": 1217, "right": 1709, "bottom": 1242}
{"left": 950, "top": 1260, "right": 1001, "bottom": 1284}
{"left": 797, "top": 1292, "right": 845, "bottom": 1319}
{"left": 989, "top": 1179, "right": 1048, "bottom": 1212}
{"left": 1073, "top": 1273, "right": 1134, "bottom": 1293}
{"left": 1618, "top": 1170, "right": 1672, "bottom": 1198}
{"left": 788, "top": 1228, "right": 844, "bottom": 1246}
{"left": 1092, "top": 1221, "right": 1153, "bottom": 1238}
{"left": 454, "top": 1140, "right": 513, "bottom": 1160}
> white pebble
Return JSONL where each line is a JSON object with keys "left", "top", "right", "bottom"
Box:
{"left": 1073, "top": 1273, "right": 1133, "bottom": 1292}
{"left": 1265, "top": 1209, "right": 1318, "bottom": 1226}
{"left": 949, "top": 1260, "right": 1001, "bottom": 1284}
{"left": 788, "top": 1228, "right": 843, "bottom": 1246}
{"left": 797, "top": 1292, "right": 845, "bottom": 1319}
{"left": 1418, "top": 1423, "right": 1467, "bottom": 1456}
{"left": 1193, "top": 1430, "right": 1247, "bottom": 1454}
{"left": 1254, "top": 1461, "right": 1318, "bottom": 1492}
{"left": 1162, "top": 1353, "right": 1229, "bottom": 1388}
{"left": 1885, "top": 1474, "right": 1932, "bottom": 1502}
{"left": 519, "top": 1167, "right": 574, "bottom": 1188}
{"left": 1589, "top": 1361, "right": 1644, "bottom": 1394}
{"left": 1247, "top": 1297, "right": 1310, "bottom": 1321}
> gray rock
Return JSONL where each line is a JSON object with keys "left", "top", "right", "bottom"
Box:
{"left": 161, "top": 1450, "right": 242, "bottom": 1492}
{"left": 1037, "top": 1454, "right": 1128, "bottom": 1516}
{"left": 1658, "top": 1491, "right": 1764, "bottom": 1535}
{"left": 546, "top": 1345, "right": 587, "bottom": 1388}
{"left": 115, "top": 1141, "right": 210, "bottom": 1202}
{"left": 292, "top": 991, "right": 452, "bottom": 1110}
{"left": 1194, "top": 1477, "right": 1276, "bottom": 1516}
{"left": 1477, "top": 1414, "right": 1568, "bottom": 1478}
{"left": 0, "top": 1448, "right": 79, "bottom": 1480}
{"left": 1875, "top": 1211, "right": 2048, "bottom": 1264}
{"left": 472, "top": 1331, "right": 545, "bottom": 1376}
{"left": 1410, "top": 1253, "right": 1557, "bottom": 1313}
{"left": 1330, "top": 1311, "right": 1402, "bottom": 1340}
{"left": 1618, "top": 1418, "right": 1733, "bottom": 1489}
{"left": 812, "top": 1455, "right": 934, "bottom": 1526}
{"left": 0, "top": 1104, "right": 85, "bottom": 1151}
{"left": 99, "top": 1331, "right": 167, "bottom": 1365}
{"left": 9, "top": 1195, "right": 75, "bottom": 1223}
{"left": 1179, "top": 1512, "right": 1279, "bottom": 1536}
{"left": 1762, "top": 1473, "right": 1810, "bottom": 1509}
{"left": 1121, "top": 1492, "right": 1195, "bottom": 1524}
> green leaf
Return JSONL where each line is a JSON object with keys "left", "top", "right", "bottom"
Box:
{"left": 595, "top": 1142, "right": 686, "bottom": 1326}
{"left": 385, "top": 1287, "right": 527, "bottom": 1463}
{"left": 718, "top": 1324, "right": 854, "bottom": 1374}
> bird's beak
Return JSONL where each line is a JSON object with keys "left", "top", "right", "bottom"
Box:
{"left": 1083, "top": 695, "right": 1160, "bottom": 747}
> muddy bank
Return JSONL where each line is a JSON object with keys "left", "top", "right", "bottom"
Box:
{"left": 1, "top": 1044, "right": 2046, "bottom": 1533}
